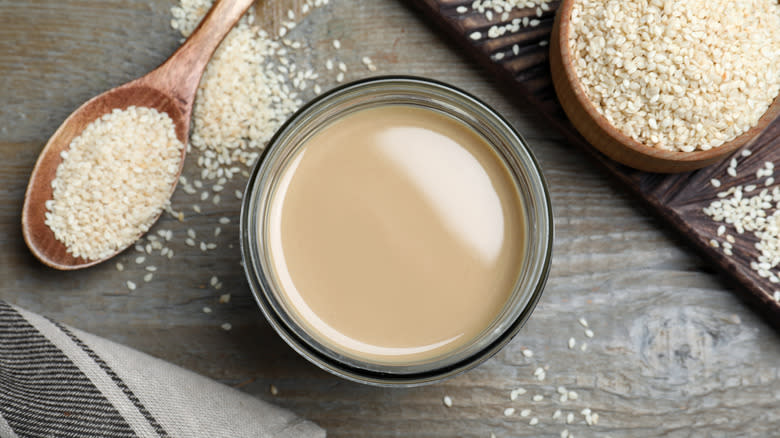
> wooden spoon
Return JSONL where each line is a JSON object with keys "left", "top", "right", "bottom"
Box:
{"left": 21, "top": 0, "right": 255, "bottom": 270}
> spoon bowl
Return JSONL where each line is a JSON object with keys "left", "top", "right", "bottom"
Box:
{"left": 21, "top": 0, "right": 255, "bottom": 270}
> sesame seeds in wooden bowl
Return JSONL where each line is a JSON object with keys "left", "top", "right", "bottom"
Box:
{"left": 550, "top": 0, "right": 780, "bottom": 173}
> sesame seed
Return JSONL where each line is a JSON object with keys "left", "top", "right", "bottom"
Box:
{"left": 503, "top": 407, "right": 515, "bottom": 416}
{"left": 221, "top": 322, "right": 232, "bottom": 331}
{"left": 44, "top": 107, "right": 183, "bottom": 260}
{"left": 580, "top": 342, "right": 588, "bottom": 352}
{"left": 126, "top": 281, "right": 136, "bottom": 291}
{"left": 202, "top": 306, "right": 212, "bottom": 313}
{"left": 443, "top": 395, "right": 453, "bottom": 407}
{"left": 529, "top": 417, "right": 539, "bottom": 426}
{"left": 578, "top": 318, "right": 588, "bottom": 328}
{"left": 116, "top": 262, "right": 124, "bottom": 272}
{"left": 566, "top": 413, "right": 574, "bottom": 424}
{"left": 533, "top": 395, "right": 543, "bottom": 402}
{"left": 584, "top": 329, "right": 594, "bottom": 338}
{"left": 510, "top": 387, "right": 526, "bottom": 400}
{"left": 553, "top": 410, "right": 562, "bottom": 420}
{"left": 520, "top": 409, "right": 531, "bottom": 417}
{"left": 270, "top": 384, "right": 279, "bottom": 395}
{"left": 144, "top": 273, "right": 154, "bottom": 282}
{"left": 219, "top": 294, "right": 231, "bottom": 304}
{"left": 469, "top": 31, "right": 482, "bottom": 40}
{"left": 711, "top": 178, "right": 721, "bottom": 188}
{"left": 135, "top": 256, "right": 146, "bottom": 264}
{"left": 456, "top": 5, "right": 468, "bottom": 13}
{"left": 332, "top": 39, "right": 341, "bottom": 49}
{"left": 568, "top": 337, "right": 576, "bottom": 349}
{"left": 522, "top": 349, "right": 533, "bottom": 358}
{"left": 219, "top": 217, "right": 230, "bottom": 224}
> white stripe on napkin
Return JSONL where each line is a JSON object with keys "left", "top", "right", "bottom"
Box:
{"left": 0, "top": 414, "right": 19, "bottom": 438}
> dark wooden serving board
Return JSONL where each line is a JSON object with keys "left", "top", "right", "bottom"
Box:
{"left": 407, "top": 0, "right": 780, "bottom": 328}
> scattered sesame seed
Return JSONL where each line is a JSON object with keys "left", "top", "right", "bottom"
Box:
{"left": 568, "top": 337, "right": 576, "bottom": 349}
{"left": 270, "top": 384, "right": 279, "bottom": 395}
{"left": 126, "top": 281, "right": 136, "bottom": 291}
{"left": 578, "top": 318, "right": 588, "bottom": 328}
{"left": 219, "top": 217, "right": 230, "bottom": 224}
{"left": 553, "top": 410, "right": 562, "bottom": 420}
{"left": 135, "top": 256, "right": 146, "bottom": 264}
{"left": 711, "top": 178, "right": 721, "bottom": 188}
{"left": 522, "top": 349, "right": 533, "bottom": 358}
{"left": 443, "top": 395, "right": 453, "bottom": 407}
{"left": 456, "top": 5, "right": 468, "bottom": 13}
{"left": 332, "top": 39, "right": 341, "bottom": 49}
{"left": 533, "top": 395, "right": 543, "bottom": 402}
{"left": 144, "top": 273, "right": 154, "bottom": 282}
{"left": 469, "top": 31, "right": 482, "bottom": 40}
{"left": 580, "top": 342, "right": 588, "bottom": 352}
{"left": 203, "top": 306, "right": 212, "bottom": 313}
{"left": 529, "top": 417, "right": 539, "bottom": 426}
{"left": 221, "top": 322, "right": 232, "bottom": 331}
{"left": 116, "top": 262, "right": 124, "bottom": 272}
{"left": 520, "top": 409, "right": 531, "bottom": 417}
{"left": 584, "top": 329, "right": 594, "bottom": 338}
{"left": 566, "top": 413, "right": 574, "bottom": 424}
{"left": 219, "top": 294, "right": 231, "bottom": 304}
{"left": 503, "top": 407, "right": 515, "bottom": 417}
{"left": 510, "top": 387, "right": 526, "bottom": 400}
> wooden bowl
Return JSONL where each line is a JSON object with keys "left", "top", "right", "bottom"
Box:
{"left": 550, "top": 0, "right": 780, "bottom": 173}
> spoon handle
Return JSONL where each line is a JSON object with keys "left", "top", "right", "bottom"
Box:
{"left": 142, "top": 0, "right": 256, "bottom": 116}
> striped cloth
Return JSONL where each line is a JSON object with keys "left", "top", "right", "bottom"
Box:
{"left": 0, "top": 301, "right": 325, "bottom": 438}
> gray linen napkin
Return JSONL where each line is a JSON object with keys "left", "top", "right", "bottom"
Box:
{"left": 0, "top": 301, "right": 325, "bottom": 438}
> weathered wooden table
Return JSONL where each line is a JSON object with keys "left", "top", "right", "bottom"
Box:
{"left": 1, "top": 1, "right": 778, "bottom": 436}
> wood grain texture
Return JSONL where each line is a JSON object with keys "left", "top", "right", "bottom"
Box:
{"left": 1, "top": 0, "right": 779, "bottom": 437}
{"left": 409, "top": 0, "right": 780, "bottom": 328}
